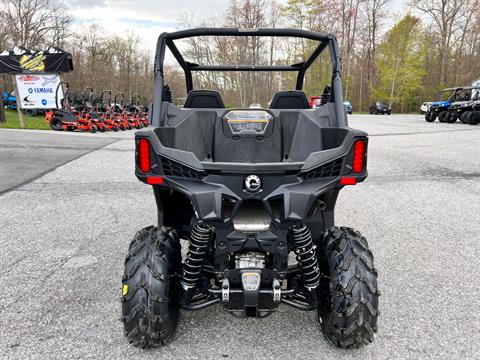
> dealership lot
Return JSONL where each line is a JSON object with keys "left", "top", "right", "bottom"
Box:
{"left": 0, "top": 114, "right": 479, "bottom": 359}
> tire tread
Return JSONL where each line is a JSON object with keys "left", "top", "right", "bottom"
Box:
{"left": 121, "top": 226, "right": 181, "bottom": 348}
{"left": 318, "top": 226, "right": 379, "bottom": 349}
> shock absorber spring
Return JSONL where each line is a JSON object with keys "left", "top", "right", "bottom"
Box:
{"left": 290, "top": 223, "right": 320, "bottom": 290}
{"left": 181, "top": 222, "right": 212, "bottom": 290}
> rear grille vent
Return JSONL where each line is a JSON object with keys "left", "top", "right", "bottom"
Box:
{"left": 299, "top": 158, "right": 343, "bottom": 180}
{"left": 320, "top": 94, "right": 330, "bottom": 105}
{"left": 161, "top": 157, "right": 205, "bottom": 179}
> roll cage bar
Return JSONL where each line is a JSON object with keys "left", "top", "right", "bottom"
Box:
{"left": 152, "top": 28, "right": 346, "bottom": 127}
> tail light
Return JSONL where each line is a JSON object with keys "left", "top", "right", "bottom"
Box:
{"left": 137, "top": 138, "right": 151, "bottom": 172}
{"left": 352, "top": 139, "right": 366, "bottom": 173}
{"left": 340, "top": 177, "right": 357, "bottom": 185}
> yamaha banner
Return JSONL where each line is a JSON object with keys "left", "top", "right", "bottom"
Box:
{"left": 15, "top": 74, "right": 63, "bottom": 109}
{"left": 0, "top": 46, "right": 73, "bottom": 74}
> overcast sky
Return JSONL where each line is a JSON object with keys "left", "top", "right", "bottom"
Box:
{"left": 67, "top": 0, "right": 410, "bottom": 54}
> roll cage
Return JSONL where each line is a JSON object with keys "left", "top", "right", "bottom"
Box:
{"left": 151, "top": 28, "right": 346, "bottom": 127}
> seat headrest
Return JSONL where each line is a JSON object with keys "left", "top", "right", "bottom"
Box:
{"left": 184, "top": 90, "right": 225, "bottom": 108}
{"left": 269, "top": 90, "right": 310, "bottom": 109}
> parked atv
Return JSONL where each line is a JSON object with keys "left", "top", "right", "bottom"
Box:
{"left": 121, "top": 28, "right": 379, "bottom": 349}
{"left": 425, "top": 87, "right": 463, "bottom": 122}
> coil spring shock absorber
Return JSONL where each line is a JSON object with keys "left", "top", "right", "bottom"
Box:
{"left": 290, "top": 223, "right": 320, "bottom": 290}
{"left": 181, "top": 222, "right": 212, "bottom": 290}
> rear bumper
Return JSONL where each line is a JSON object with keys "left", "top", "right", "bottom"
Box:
{"left": 134, "top": 128, "right": 368, "bottom": 221}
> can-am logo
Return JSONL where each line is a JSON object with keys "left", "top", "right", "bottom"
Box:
{"left": 18, "top": 75, "right": 40, "bottom": 82}
{"left": 244, "top": 175, "right": 262, "bottom": 192}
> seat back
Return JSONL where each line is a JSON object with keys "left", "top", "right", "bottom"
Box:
{"left": 269, "top": 90, "right": 310, "bottom": 109}
{"left": 184, "top": 90, "right": 225, "bottom": 108}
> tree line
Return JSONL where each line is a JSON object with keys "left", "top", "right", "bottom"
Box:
{"left": 1, "top": 0, "right": 480, "bottom": 112}
{"left": 0, "top": 0, "right": 153, "bottom": 105}
{"left": 171, "top": 0, "right": 480, "bottom": 111}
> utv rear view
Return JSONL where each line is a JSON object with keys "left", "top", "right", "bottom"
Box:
{"left": 121, "top": 28, "right": 379, "bottom": 349}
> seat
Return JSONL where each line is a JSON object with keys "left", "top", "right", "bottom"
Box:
{"left": 269, "top": 90, "right": 310, "bottom": 109}
{"left": 184, "top": 90, "right": 225, "bottom": 108}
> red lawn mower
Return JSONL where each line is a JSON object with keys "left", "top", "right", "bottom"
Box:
{"left": 117, "top": 94, "right": 144, "bottom": 129}
{"left": 45, "top": 82, "right": 98, "bottom": 133}
{"left": 113, "top": 93, "right": 132, "bottom": 130}
{"left": 131, "top": 93, "right": 149, "bottom": 127}
{"left": 96, "top": 90, "right": 120, "bottom": 132}
{"left": 78, "top": 87, "right": 107, "bottom": 132}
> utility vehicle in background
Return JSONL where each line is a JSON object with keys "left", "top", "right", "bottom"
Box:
{"left": 343, "top": 101, "right": 352, "bottom": 114}
{"left": 1, "top": 89, "right": 43, "bottom": 116}
{"left": 471, "top": 98, "right": 480, "bottom": 125}
{"left": 447, "top": 86, "right": 480, "bottom": 124}
{"left": 424, "top": 87, "right": 463, "bottom": 122}
{"left": 121, "top": 28, "right": 379, "bottom": 349}
{"left": 2, "top": 90, "right": 16, "bottom": 109}
{"left": 420, "top": 102, "right": 431, "bottom": 114}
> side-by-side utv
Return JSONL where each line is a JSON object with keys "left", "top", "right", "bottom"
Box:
{"left": 121, "top": 28, "right": 379, "bottom": 349}
{"left": 448, "top": 86, "right": 480, "bottom": 124}
{"left": 425, "top": 87, "right": 463, "bottom": 122}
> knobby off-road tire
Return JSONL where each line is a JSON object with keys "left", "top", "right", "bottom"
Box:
{"left": 467, "top": 111, "right": 479, "bottom": 125}
{"left": 121, "top": 226, "right": 182, "bottom": 348}
{"left": 438, "top": 111, "right": 448, "bottom": 123}
{"left": 446, "top": 112, "right": 457, "bottom": 123}
{"left": 459, "top": 111, "right": 469, "bottom": 124}
{"left": 317, "top": 227, "right": 379, "bottom": 349}
{"left": 425, "top": 112, "right": 436, "bottom": 122}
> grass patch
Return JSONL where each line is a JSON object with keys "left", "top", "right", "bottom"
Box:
{"left": 0, "top": 109, "right": 50, "bottom": 130}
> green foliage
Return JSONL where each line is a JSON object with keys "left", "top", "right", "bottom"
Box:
{"left": 372, "top": 15, "right": 426, "bottom": 111}
{"left": 0, "top": 109, "right": 49, "bottom": 130}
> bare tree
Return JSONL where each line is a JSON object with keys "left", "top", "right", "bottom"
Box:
{"left": 411, "top": 0, "right": 469, "bottom": 86}
{"left": 364, "top": 0, "right": 389, "bottom": 89}
{"left": 1, "top": 0, "right": 71, "bottom": 48}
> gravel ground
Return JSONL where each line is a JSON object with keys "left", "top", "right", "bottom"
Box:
{"left": 0, "top": 115, "right": 479, "bottom": 360}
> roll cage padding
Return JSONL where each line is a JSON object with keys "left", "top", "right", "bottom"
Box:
{"left": 269, "top": 91, "right": 310, "bottom": 109}
{"left": 184, "top": 90, "right": 225, "bottom": 109}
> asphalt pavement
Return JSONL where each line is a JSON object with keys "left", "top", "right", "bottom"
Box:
{"left": 0, "top": 115, "right": 479, "bottom": 360}
{"left": 0, "top": 129, "right": 119, "bottom": 194}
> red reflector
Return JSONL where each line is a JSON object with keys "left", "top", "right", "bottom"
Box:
{"left": 138, "top": 138, "right": 151, "bottom": 173}
{"left": 146, "top": 176, "right": 164, "bottom": 185}
{"left": 340, "top": 177, "right": 357, "bottom": 185}
{"left": 352, "top": 140, "right": 366, "bottom": 173}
